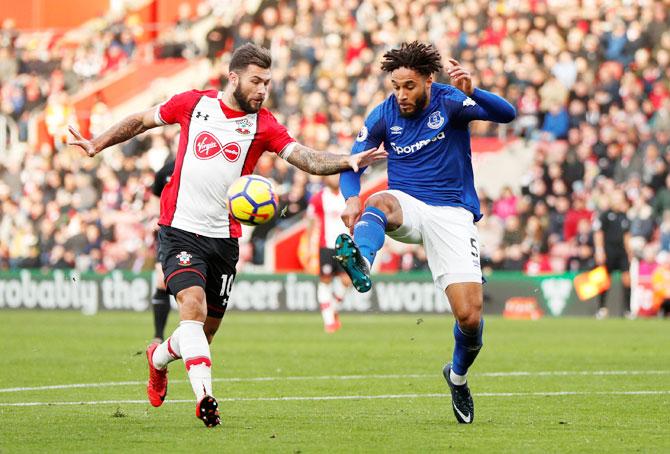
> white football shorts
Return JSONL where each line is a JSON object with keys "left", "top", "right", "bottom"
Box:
{"left": 378, "top": 190, "right": 482, "bottom": 290}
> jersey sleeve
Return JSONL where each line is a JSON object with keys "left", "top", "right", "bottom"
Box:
{"left": 452, "top": 88, "right": 517, "bottom": 124}
{"left": 351, "top": 103, "right": 386, "bottom": 154}
{"left": 156, "top": 90, "right": 202, "bottom": 125}
{"left": 261, "top": 110, "right": 296, "bottom": 155}
{"left": 341, "top": 104, "right": 387, "bottom": 199}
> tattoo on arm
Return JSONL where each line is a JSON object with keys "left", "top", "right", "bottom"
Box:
{"left": 285, "top": 144, "right": 350, "bottom": 175}
{"left": 92, "top": 112, "right": 153, "bottom": 152}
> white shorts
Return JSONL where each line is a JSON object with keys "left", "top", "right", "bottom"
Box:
{"left": 379, "top": 190, "right": 482, "bottom": 290}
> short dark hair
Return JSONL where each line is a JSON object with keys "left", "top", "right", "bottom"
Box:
{"left": 229, "top": 43, "right": 272, "bottom": 73}
{"left": 380, "top": 41, "right": 443, "bottom": 76}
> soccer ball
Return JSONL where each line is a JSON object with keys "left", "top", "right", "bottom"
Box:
{"left": 226, "top": 175, "right": 279, "bottom": 226}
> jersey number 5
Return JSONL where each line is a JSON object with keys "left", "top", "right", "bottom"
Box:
{"left": 470, "top": 238, "right": 479, "bottom": 258}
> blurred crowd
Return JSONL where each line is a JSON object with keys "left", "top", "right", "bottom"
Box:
{"left": 1, "top": 0, "right": 670, "bottom": 276}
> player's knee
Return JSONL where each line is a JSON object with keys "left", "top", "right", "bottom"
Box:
{"left": 176, "top": 288, "right": 207, "bottom": 321}
{"left": 365, "top": 194, "right": 393, "bottom": 214}
{"left": 455, "top": 307, "right": 482, "bottom": 332}
{"left": 457, "top": 314, "right": 480, "bottom": 332}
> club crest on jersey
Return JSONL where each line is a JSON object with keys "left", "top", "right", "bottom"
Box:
{"left": 427, "top": 111, "right": 444, "bottom": 129}
{"left": 235, "top": 118, "right": 253, "bottom": 135}
{"left": 356, "top": 126, "right": 368, "bottom": 142}
{"left": 390, "top": 125, "right": 403, "bottom": 135}
{"left": 176, "top": 251, "right": 192, "bottom": 266}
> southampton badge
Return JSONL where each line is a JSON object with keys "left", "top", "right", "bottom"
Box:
{"left": 235, "top": 118, "right": 253, "bottom": 134}
{"left": 427, "top": 111, "right": 444, "bottom": 129}
{"left": 176, "top": 251, "right": 192, "bottom": 266}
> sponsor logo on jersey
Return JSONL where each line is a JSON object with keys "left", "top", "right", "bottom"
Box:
{"left": 427, "top": 111, "right": 444, "bottom": 129}
{"left": 390, "top": 125, "right": 403, "bottom": 135}
{"left": 463, "top": 97, "right": 476, "bottom": 107}
{"left": 176, "top": 251, "right": 192, "bottom": 266}
{"left": 222, "top": 142, "right": 241, "bottom": 161}
{"left": 390, "top": 131, "right": 445, "bottom": 155}
{"left": 193, "top": 132, "right": 241, "bottom": 161}
{"left": 356, "top": 126, "right": 368, "bottom": 142}
{"left": 194, "top": 131, "right": 224, "bottom": 159}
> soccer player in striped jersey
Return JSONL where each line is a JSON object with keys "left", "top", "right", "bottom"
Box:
{"left": 69, "top": 43, "right": 385, "bottom": 427}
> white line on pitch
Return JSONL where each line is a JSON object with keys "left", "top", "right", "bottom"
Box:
{"left": 1, "top": 370, "right": 669, "bottom": 394}
{"left": 2, "top": 390, "right": 670, "bottom": 407}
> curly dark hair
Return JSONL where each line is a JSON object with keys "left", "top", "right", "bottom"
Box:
{"left": 380, "top": 41, "right": 443, "bottom": 76}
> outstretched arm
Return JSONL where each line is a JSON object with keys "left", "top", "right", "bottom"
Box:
{"left": 69, "top": 107, "right": 161, "bottom": 157}
{"left": 283, "top": 143, "right": 387, "bottom": 175}
{"left": 447, "top": 58, "right": 516, "bottom": 124}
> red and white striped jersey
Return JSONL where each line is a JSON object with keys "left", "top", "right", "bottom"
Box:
{"left": 155, "top": 89, "right": 296, "bottom": 238}
{"left": 307, "top": 188, "right": 348, "bottom": 249}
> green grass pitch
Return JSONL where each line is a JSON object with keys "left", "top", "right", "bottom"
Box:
{"left": 1, "top": 310, "right": 669, "bottom": 453}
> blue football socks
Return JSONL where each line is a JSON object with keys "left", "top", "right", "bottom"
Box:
{"left": 452, "top": 319, "right": 484, "bottom": 376}
{"left": 353, "top": 206, "right": 387, "bottom": 265}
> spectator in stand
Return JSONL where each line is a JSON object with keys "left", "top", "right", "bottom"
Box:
{"left": 492, "top": 186, "right": 518, "bottom": 221}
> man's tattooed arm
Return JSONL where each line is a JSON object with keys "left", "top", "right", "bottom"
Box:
{"left": 69, "top": 107, "right": 160, "bottom": 157}
{"left": 284, "top": 144, "right": 352, "bottom": 175}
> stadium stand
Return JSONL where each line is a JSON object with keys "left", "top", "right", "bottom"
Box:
{"left": 0, "top": 0, "right": 669, "bottom": 280}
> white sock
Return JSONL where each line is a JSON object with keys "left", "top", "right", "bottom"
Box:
{"left": 152, "top": 331, "right": 182, "bottom": 370}
{"left": 177, "top": 320, "right": 213, "bottom": 399}
{"left": 332, "top": 277, "right": 346, "bottom": 303}
{"left": 363, "top": 256, "right": 371, "bottom": 269}
{"left": 318, "top": 282, "right": 335, "bottom": 326}
{"left": 188, "top": 364, "right": 213, "bottom": 400}
{"left": 450, "top": 369, "right": 467, "bottom": 386}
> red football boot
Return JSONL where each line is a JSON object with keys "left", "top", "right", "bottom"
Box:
{"left": 146, "top": 342, "right": 168, "bottom": 407}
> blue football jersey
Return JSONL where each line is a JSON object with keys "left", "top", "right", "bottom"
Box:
{"left": 344, "top": 83, "right": 516, "bottom": 221}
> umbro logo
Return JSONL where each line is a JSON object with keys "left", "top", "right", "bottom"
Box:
{"left": 390, "top": 126, "right": 403, "bottom": 135}
{"left": 195, "top": 111, "right": 209, "bottom": 121}
{"left": 463, "top": 97, "right": 476, "bottom": 107}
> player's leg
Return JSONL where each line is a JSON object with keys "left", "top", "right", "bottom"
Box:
{"left": 445, "top": 282, "right": 484, "bottom": 381}
{"left": 620, "top": 251, "right": 632, "bottom": 317}
{"left": 150, "top": 262, "right": 170, "bottom": 343}
{"left": 420, "top": 205, "right": 483, "bottom": 423}
{"left": 442, "top": 282, "right": 483, "bottom": 425}
{"left": 332, "top": 272, "right": 351, "bottom": 326}
{"left": 335, "top": 192, "right": 407, "bottom": 292}
{"left": 597, "top": 253, "right": 618, "bottom": 319}
{"left": 147, "top": 227, "right": 219, "bottom": 426}
{"left": 318, "top": 247, "right": 340, "bottom": 332}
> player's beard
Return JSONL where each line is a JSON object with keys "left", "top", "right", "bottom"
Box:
{"left": 233, "top": 84, "right": 263, "bottom": 113}
{"left": 398, "top": 90, "right": 428, "bottom": 118}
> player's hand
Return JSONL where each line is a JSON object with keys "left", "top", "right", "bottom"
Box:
{"left": 68, "top": 125, "right": 99, "bottom": 157}
{"left": 341, "top": 196, "right": 362, "bottom": 233}
{"left": 447, "top": 58, "right": 473, "bottom": 96}
{"left": 595, "top": 249, "right": 606, "bottom": 266}
{"left": 348, "top": 146, "right": 387, "bottom": 172}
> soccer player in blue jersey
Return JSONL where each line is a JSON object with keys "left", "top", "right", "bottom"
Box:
{"left": 335, "top": 42, "right": 516, "bottom": 424}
